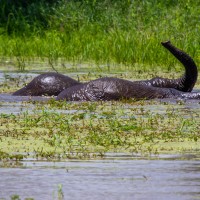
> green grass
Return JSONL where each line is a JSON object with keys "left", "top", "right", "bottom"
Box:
{"left": 0, "top": 0, "right": 199, "bottom": 71}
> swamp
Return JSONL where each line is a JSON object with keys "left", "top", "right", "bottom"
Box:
{"left": 0, "top": 0, "right": 200, "bottom": 199}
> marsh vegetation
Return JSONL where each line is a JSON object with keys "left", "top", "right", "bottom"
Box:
{"left": 0, "top": 0, "right": 199, "bottom": 71}
{"left": 0, "top": 1, "right": 200, "bottom": 160}
{"left": 0, "top": 2, "right": 200, "bottom": 199}
{"left": 0, "top": 96, "right": 200, "bottom": 160}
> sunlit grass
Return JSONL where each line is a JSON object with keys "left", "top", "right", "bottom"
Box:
{"left": 0, "top": 0, "right": 199, "bottom": 71}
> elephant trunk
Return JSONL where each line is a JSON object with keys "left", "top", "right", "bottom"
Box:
{"left": 161, "top": 41, "right": 198, "bottom": 92}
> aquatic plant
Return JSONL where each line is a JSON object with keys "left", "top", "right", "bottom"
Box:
{"left": 0, "top": 99, "right": 199, "bottom": 160}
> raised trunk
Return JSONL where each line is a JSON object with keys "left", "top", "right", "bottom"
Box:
{"left": 138, "top": 41, "right": 198, "bottom": 92}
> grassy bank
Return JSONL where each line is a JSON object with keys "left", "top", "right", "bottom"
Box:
{"left": 0, "top": 0, "right": 199, "bottom": 71}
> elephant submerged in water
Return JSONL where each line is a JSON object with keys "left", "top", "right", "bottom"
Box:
{"left": 13, "top": 41, "right": 198, "bottom": 101}
{"left": 57, "top": 76, "right": 200, "bottom": 101}
{"left": 12, "top": 72, "right": 81, "bottom": 96}
{"left": 56, "top": 41, "right": 200, "bottom": 101}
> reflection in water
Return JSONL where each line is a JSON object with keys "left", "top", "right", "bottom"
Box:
{"left": 0, "top": 159, "right": 200, "bottom": 200}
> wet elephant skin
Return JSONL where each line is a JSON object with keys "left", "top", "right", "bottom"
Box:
{"left": 12, "top": 72, "right": 81, "bottom": 96}
{"left": 56, "top": 77, "right": 200, "bottom": 101}
{"left": 13, "top": 41, "right": 198, "bottom": 99}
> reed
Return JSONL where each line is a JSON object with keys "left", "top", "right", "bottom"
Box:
{"left": 0, "top": 0, "right": 199, "bottom": 71}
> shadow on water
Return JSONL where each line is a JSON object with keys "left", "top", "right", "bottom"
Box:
{"left": 0, "top": 158, "right": 200, "bottom": 200}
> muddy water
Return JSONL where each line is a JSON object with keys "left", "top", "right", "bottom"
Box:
{"left": 0, "top": 157, "right": 200, "bottom": 200}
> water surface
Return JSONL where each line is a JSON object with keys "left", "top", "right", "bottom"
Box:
{"left": 0, "top": 157, "right": 200, "bottom": 200}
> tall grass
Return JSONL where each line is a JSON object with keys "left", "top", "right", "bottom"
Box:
{"left": 0, "top": 0, "right": 199, "bottom": 71}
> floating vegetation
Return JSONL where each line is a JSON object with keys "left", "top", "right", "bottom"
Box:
{"left": 0, "top": 98, "right": 200, "bottom": 160}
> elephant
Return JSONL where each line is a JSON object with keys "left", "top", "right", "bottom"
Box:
{"left": 12, "top": 72, "right": 81, "bottom": 96}
{"left": 56, "top": 41, "right": 199, "bottom": 101}
{"left": 12, "top": 41, "right": 197, "bottom": 97}
{"left": 136, "top": 41, "right": 197, "bottom": 92}
{"left": 56, "top": 76, "right": 200, "bottom": 101}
